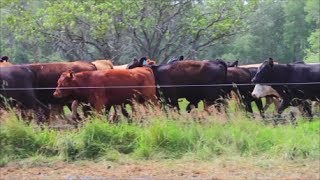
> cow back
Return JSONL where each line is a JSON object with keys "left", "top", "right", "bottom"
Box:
{"left": 56, "top": 67, "right": 156, "bottom": 106}
{"left": 0, "top": 65, "right": 41, "bottom": 108}
{"left": 151, "top": 60, "right": 227, "bottom": 101}
{"left": 0, "top": 62, "right": 13, "bottom": 67}
{"left": 91, "top": 60, "right": 113, "bottom": 70}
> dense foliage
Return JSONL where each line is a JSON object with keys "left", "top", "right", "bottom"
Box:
{"left": 0, "top": 0, "right": 319, "bottom": 64}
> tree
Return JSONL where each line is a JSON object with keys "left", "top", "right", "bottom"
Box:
{"left": 1, "top": 0, "right": 256, "bottom": 63}
{"left": 211, "top": 0, "right": 315, "bottom": 64}
{"left": 214, "top": 0, "right": 288, "bottom": 63}
{"left": 304, "top": 0, "right": 320, "bottom": 63}
{"left": 283, "top": 0, "right": 310, "bottom": 61}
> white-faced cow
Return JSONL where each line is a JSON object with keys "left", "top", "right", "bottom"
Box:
{"left": 252, "top": 58, "right": 320, "bottom": 119}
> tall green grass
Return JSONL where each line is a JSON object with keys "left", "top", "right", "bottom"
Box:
{"left": 0, "top": 114, "right": 319, "bottom": 166}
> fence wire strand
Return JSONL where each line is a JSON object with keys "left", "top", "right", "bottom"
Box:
{"left": 0, "top": 82, "right": 320, "bottom": 91}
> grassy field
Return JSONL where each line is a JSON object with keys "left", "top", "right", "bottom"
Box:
{"left": 1, "top": 111, "right": 319, "bottom": 165}
{"left": 0, "top": 99, "right": 319, "bottom": 178}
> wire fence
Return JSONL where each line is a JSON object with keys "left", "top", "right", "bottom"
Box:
{"left": 0, "top": 82, "right": 320, "bottom": 91}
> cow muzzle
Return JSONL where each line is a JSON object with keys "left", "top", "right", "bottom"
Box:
{"left": 251, "top": 92, "right": 258, "bottom": 99}
{"left": 53, "top": 90, "right": 62, "bottom": 98}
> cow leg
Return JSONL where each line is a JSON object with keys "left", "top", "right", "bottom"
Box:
{"left": 105, "top": 105, "right": 115, "bottom": 122}
{"left": 273, "top": 98, "right": 281, "bottom": 110}
{"left": 173, "top": 99, "right": 180, "bottom": 111}
{"left": 277, "top": 98, "right": 290, "bottom": 114}
{"left": 186, "top": 100, "right": 199, "bottom": 113}
{"left": 82, "top": 104, "right": 92, "bottom": 118}
{"left": 254, "top": 99, "right": 265, "bottom": 118}
{"left": 263, "top": 97, "right": 273, "bottom": 112}
{"left": 204, "top": 98, "right": 225, "bottom": 115}
{"left": 93, "top": 101, "right": 104, "bottom": 114}
{"left": 205, "top": 99, "right": 221, "bottom": 114}
{"left": 121, "top": 104, "right": 130, "bottom": 118}
{"left": 34, "top": 106, "right": 50, "bottom": 125}
{"left": 71, "top": 100, "right": 79, "bottom": 120}
{"left": 208, "top": 98, "right": 226, "bottom": 115}
{"left": 128, "top": 102, "right": 136, "bottom": 123}
{"left": 244, "top": 101, "right": 253, "bottom": 113}
{"left": 50, "top": 104, "right": 67, "bottom": 124}
{"left": 186, "top": 103, "right": 193, "bottom": 112}
{"left": 107, "top": 105, "right": 129, "bottom": 122}
{"left": 71, "top": 100, "right": 82, "bottom": 122}
{"left": 168, "top": 97, "right": 180, "bottom": 111}
{"left": 301, "top": 100, "right": 313, "bottom": 121}
{"left": 20, "top": 108, "right": 33, "bottom": 123}
{"left": 273, "top": 98, "right": 290, "bottom": 125}
{"left": 243, "top": 99, "right": 254, "bottom": 118}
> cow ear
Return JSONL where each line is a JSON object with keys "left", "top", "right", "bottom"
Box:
{"left": 235, "top": 60, "right": 239, "bottom": 67}
{"left": 268, "top": 58, "right": 274, "bottom": 67}
{"left": 140, "top": 57, "right": 147, "bottom": 65}
{"left": 67, "top": 71, "right": 75, "bottom": 79}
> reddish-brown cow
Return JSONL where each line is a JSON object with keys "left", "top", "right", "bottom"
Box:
{"left": 53, "top": 67, "right": 158, "bottom": 119}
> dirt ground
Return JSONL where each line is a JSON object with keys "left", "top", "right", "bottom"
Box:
{"left": 1, "top": 158, "right": 319, "bottom": 179}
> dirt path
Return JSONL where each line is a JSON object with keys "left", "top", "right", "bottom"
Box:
{"left": 1, "top": 158, "right": 319, "bottom": 179}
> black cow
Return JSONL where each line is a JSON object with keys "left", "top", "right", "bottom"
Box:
{"left": 148, "top": 60, "right": 228, "bottom": 111}
{"left": 252, "top": 58, "right": 320, "bottom": 118}
{"left": 129, "top": 58, "right": 243, "bottom": 113}
{"left": 0, "top": 65, "right": 48, "bottom": 122}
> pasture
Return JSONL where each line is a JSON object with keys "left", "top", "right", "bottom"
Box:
{"left": 1, "top": 98, "right": 319, "bottom": 179}
{"left": 1, "top": 0, "right": 319, "bottom": 178}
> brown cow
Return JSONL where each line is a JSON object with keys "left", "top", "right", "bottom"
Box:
{"left": 71, "top": 59, "right": 114, "bottom": 120}
{"left": 0, "top": 56, "right": 13, "bottom": 67}
{"left": 53, "top": 67, "right": 158, "bottom": 121}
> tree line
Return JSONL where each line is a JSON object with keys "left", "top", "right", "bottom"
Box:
{"left": 0, "top": 0, "right": 319, "bottom": 64}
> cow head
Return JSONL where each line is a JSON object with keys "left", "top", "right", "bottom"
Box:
{"left": 227, "top": 60, "right": 239, "bottom": 67}
{"left": 167, "top": 55, "right": 184, "bottom": 64}
{"left": 252, "top": 84, "right": 280, "bottom": 98}
{"left": 146, "top": 59, "right": 157, "bottom": 65}
{"left": 53, "top": 70, "right": 76, "bottom": 98}
{"left": 251, "top": 58, "right": 274, "bottom": 83}
{"left": 0, "top": 56, "right": 9, "bottom": 62}
{"left": 127, "top": 57, "right": 149, "bottom": 69}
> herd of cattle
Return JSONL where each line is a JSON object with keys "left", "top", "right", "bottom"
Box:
{"left": 0, "top": 55, "right": 319, "bottom": 124}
